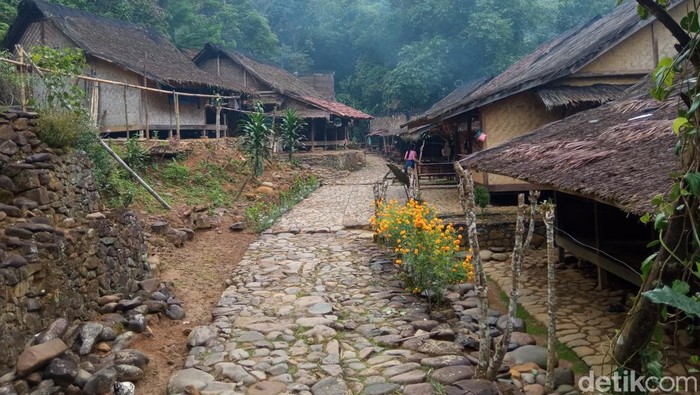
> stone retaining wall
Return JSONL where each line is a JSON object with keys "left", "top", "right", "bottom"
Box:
{"left": 0, "top": 109, "right": 149, "bottom": 375}
{"left": 298, "top": 150, "right": 366, "bottom": 171}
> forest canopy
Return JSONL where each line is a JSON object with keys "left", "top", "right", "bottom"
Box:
{"left": 0, "top": 0, "right": 615, "bottom": 115}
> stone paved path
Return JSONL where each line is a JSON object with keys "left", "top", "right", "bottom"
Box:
{"left": 167, "top": 155, "right": 639, "bottom": 395}
{"left": 169, "top": 155, "right": 487, "bottom": 395}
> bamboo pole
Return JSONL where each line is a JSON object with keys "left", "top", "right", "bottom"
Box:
{"left": 174, "top": 93, "right": 180, "bottom": 139}
{"left": 215, "top": 106, "right": 221, "bottom": 140}
{"left": 98, "top": 139, "right": 171, "bottom": 210}
{"left": 123, "top": 84, "right": 130, "bottom": 136}
{"left": 16, "top": 45, "right": 26, "bottom": 111}
{"left": 1, "top": 53, "right": 241, "bottom": 100}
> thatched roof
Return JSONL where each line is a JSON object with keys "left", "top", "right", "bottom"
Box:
{"left": 195, "top": 43, "right": 372, "bottom": 120}
{"left": 405, "top": 78, "right": 490, "bottom": 128}
{"left": 3, "top": 0, "right": 239, "bottom": 92}
{"left": 406, "top": 0, "right": 681, "bottom": 128}
{"left": 460, "top": 81, "right": 679, "bottom": 215}
{"left": 536, "top": 84, "right": 630, "bottom": 110}
{"left": 369, "top": 114, "right": 408, "bottom": 137}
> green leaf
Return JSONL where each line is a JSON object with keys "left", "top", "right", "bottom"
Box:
{"left": 641, "top": 252, "right": 658, "bottom": 280}
{"left": 637, "top": 4, "right": 650, "bottom": 19}
{"left": 674, "top": 117, "right": 689, "bottom": 136}
{"left": 651, "top": 194, "right": 664, "bottom": 207}
{"left": 673, "top": 280, "right": 691, "bottom": 295}
{"left": 685, "top": 172, "right": 700, "bottom": 195}
{"left": 654, "top": 213, "right": 667, "bottom": 231}
{"left": 641, "top": 213, "right": 651, "bottom": 224}
{"left": 690, "top": 355, "right": 699, "bottom": 365}
{"left": 646, "top": 239, "right": 659, "bottom": 248}
{"left": 644, "top": 286, "right": 700, "bottom": 317}
{"left": 681, "top": 11, "right": 700, "bottom": 33}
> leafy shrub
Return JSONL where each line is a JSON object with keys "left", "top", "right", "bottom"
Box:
{"left": 123, "top": 136, "right": 149, "bottom": 172}
{"left": 35, "top": 110, "right": 89, "bottom": 148}
{"left": 371, "top": 198, "right": 474, "bottom": 303}
{"left": 0, "top": 50, "right": 20, "bottom": 106}
{"left": 474, "top": 184, "right": 490, "bottom": 209}
{"left": 239, "top": 103, "right": 272, "bottom": 177}
{"left": 278, "top": 108, "right": 306, "bottom": 161}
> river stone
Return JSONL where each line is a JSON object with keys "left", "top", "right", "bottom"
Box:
{"left": 168, "top": 369, "right": 215, "bottom": 394}
{"left": 114, "top": 349, "right": 149, "bottom": 369}
{"left": 308, "top": 303, "right": 332, "bottom": 315}
{"left": 491, "top": 252, "right": 509, "bottom": 261}
{"left": 497, "top": 315, "right": 526, "bottom": 332}
{"left": 239, "top": 331, "right": 265, "bottom": 342}
{"left": 416, "top": 339, "right": 463, "bottom": 356}
{"left": 403, "top": 383, "right": 433, "bottom": 395}
{"left": 479, "top": 250, "right": 493, "bottom": 261}
{"left": 214, "top": 363, "right": 256, "bottom": 384}
{"left": 83, "top": 366, "right": 118, "bottom": 395}
{"left": 294, "top": 295, "right": 325, "bottom": 307}
{"left": 35, "top": 318, "right": 69, "bottom": 344}
{"left": 79, "top": 323, "right": 104, "bottom": 355}
{"left": 388, "top": 370, "right": 425, "bottom": 384}
{"left": 552, "top": 367, "right": 575, "bottom": 388}
{"left": 115, "top": 365, "right": 144, "bottom": 382}
{"left": 382, "top": 363, "right": 421, "bottom": 378}
{"left": 44, "top": 358, "right": 78, "bottom": 382}
{"left": 364, "top": 383, "right": 399, "bottom": 395}
{"left": 420, "top": 355, "right": 470, "bottom": 368}
{"left": 524, "top": 383, "right": 545, "bottom": 395}
{"left": 311, "top": 376, "right": 350, "bottom": 395}
{"left": 16, "top": 338, "right": 69, "bottom": 376}
{"left": 247, "top": 380, "right": 287, "bottom": 395}
{"left": 165, "top": 304, "right": 186, "bottom": 320}
{"left": 430, "top": 365, "right": 474, "bottom": 384}
{"left": 187, "top": 326, "right": 217, "bottom": 347}
{"left": 504, "top": 345, "right": 551, "bottom": 369}
{"left": 451, "top": 379, "right": 499, "bottom": 395}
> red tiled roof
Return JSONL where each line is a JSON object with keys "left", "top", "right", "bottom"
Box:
{"left": 299, "top": 95, "right": 372, "bottom": 120}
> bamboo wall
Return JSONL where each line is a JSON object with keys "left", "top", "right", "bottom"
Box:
{"left": 15, "top": 21, "right": 206, "bottom": 132}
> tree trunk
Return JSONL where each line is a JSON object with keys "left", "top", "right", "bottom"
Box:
{"left": 612, "top": 211, "right": 686, "bottom": 371}
{"left": 454, "top": 162, "right": 490, "bottom": 377}
{"left": 543, "top": 203, "right": 557, "bottom": 393}
{"left": 486, "top": 193, "right": 526, "bottom": 380}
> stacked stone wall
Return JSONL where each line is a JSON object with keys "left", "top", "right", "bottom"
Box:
{"left": 0, "top": 109, "right": 148, "bottom": 375}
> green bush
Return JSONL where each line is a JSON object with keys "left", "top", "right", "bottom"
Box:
{"left": 35, "top": 110, "right": 89, "bottom": 148}
{"left": 123, "top": 136, "right": 149, "bottom": 172}
{"left": 474, "top": 184, "right": 490, "bottom": 209}
{"left": 0, "top": 50, "right": 20, "bottom": 106}
{"left": 244, "top": 174, "right": 319, "bottom": 232}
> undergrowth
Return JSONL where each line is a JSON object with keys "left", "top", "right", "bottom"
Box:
{"left": 497, "top": 289, "right": 589, "bottom": 374}
{"left": 245, "top": 174, "right": 320, "bottom": 232}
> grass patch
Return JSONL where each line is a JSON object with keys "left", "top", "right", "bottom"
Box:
{"left": 428, "top": 378, "right": 446, "bottom": 395}
{"left": 245, "top": 174, "right": 320, "bottom": 232}
{"left": 496, "top": 289, "right": 589, "bottom": 374}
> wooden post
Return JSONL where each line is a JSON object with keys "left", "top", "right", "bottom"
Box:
{"left": 123, "top": 85, "right": 130, "bottom": 136}
{"left": 98, "top": 139, "right": 171, "bottom": 210}
{"left": 174, "top": 93, "right": 180, "bottom": 139}
{"left": 455, "top": 162, "right": 490, "bottom": 378}
{"left": 543, "top": 202, "right": 557, "bottom": 393}
{"left": 215, "top": 106, "right": 221, "bottom": 140}
{"left": 17, "top": 46, "right": 26, "bottom": 111}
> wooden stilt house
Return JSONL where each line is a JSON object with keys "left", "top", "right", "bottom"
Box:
{"left": 2, "top": 0, "right": 248, "bottom": 138}
{"left": 405, "top": 0, "right": 688, "bottom": 192}
{"left": 193, "top": 43, "right": 372, "bottom": 148}
{"left": 460, "top": 79, "right": 677, "bottom": 286}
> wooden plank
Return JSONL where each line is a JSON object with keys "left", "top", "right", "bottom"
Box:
{"left": 556, "top": 235, "right": 642, "bottom": 286}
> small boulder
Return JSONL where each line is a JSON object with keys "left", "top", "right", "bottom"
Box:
{"left": 16, "top": 338, "right": 69, "bottom": 376}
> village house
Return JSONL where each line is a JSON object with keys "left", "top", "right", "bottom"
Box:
{"left": 404, "top": 0, "right": 688, "bottom": 192}
{"left": 3, "top": 0, "right": 248, "bottom": 138}
{"left": 367, "top": 114, "right": 407, "bottom": 158}
{"left": 460, "top": 78, "right": 677, "bottom": 287}
{"left": 193, "top": 43, "right": 372, "bottom": 149}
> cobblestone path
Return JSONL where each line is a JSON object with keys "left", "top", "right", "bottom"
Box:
{"left": 168, "top": 155, "right": 482, "bottom": 395}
